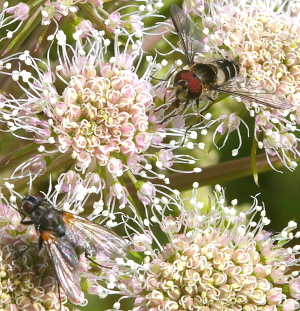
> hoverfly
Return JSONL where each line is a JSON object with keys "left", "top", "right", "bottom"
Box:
{"left": 15, "top": 195, "right": 128, "bottom": 303}
{"left": 169, "top": 4, "right": 293, "bottom": 111}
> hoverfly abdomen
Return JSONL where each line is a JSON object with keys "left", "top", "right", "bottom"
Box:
{"left": 212, "top": 59, "right": 240, "bottom": 84}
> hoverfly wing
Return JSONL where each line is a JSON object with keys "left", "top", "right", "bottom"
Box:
{"left": 41, "top": 231, "right": 82, "bottom": 302}
{"left": 170, "top": 4, "right": 204, "bottom": 64}
{"left": 212, "top": 84, "right": 293, "bottom": 110}
{"left": 62, "top": 212, "right": 128, "bottom": 260}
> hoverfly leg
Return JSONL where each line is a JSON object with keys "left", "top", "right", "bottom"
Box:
{"left": 154, "top": 85, "right": 175, "bottom": 113}
{"left": 172, "top": 97, "right": 182, "bottom": 109}
{"left": 161, "top": 99, "right": 187, "bottom": 124}
{"left": 153, "top": 98, "right": 163, "bottom": 113}
{"left": 151, "top": 67, "right": 179, "bottom": 83}
{"left": 181, "top": 99, "right": 201, "bottom": 145}
{"left": 207, "top": 96, "right": 214, "bottom": 103}
{"left": 38, "top": 236, "right": 44, "bottom": 249}
{"left": 206, "top": 96, "right": 215, "bottom": 107}
{"left": 200, "top": 96, "right": 215, "bottom": 114}
{"left": 85, "top": 254, "right": 110, "bottom": 269}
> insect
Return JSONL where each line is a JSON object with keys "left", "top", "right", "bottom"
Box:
{"left": 262, "top": 229, "right": 277, "bottom": 241}
{"left": 169, "top": 4, "right": 293, "bottom": 111}
{"left": 16, "top": 195, "right": 128, "bottom": 303}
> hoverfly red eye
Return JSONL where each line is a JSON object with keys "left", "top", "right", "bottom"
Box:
{"left": 21, "top": 195, "right": 41, "bottom": 213}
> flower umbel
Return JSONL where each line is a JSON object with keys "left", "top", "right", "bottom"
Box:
{"left": 0, "top": 26, "right": 202, "bottom": 206}
{"left": 121, "top": 184, "right": 300, "bottom": 311}
{"left": 1, "top": 30, "right": 159, "bottom": 173}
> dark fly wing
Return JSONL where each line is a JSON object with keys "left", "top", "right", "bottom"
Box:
{"left": 170, "top": 4, "right": 204, "bottom": 64}
{"left": 62, "top": 212, "right": 128, "bottom": 259}
{"left": 41, "top": 231, "right": 82, "bottom": 302}
{"left": 212, "top": 84, "right": 293, "bottom": 110}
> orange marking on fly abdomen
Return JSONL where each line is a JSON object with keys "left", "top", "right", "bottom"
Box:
{"left": 41, "top": 231, "right": 55, "bottom": 242}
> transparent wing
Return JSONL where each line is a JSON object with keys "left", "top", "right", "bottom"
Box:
{"left": 212, "top": 84, "right": 293, "bottom": 110}
{"left": 62, "top": 212, "right": 128, "bottom": 259}
{"left": 262, "top": 229, "right": 276, "bottom": 241}
{"left": 170, "top": 4, "right": 204, "bottom": 64}
{"left": 41, "top": 231, "right": 82, "bottom": 302}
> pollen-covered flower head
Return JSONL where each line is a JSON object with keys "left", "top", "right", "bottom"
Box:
{"left": 10, "top": 30, "right": 160, "bottom": 173}
{"left": 0, "top": 30, "right": 156, "bottom": 172}
{"left": 119, "top": 184, "right": 300, "bottom": 311}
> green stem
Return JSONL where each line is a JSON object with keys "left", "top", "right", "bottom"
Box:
{"left": 1, "top": 5, "right": 41, "bottom": 56}
{"left": 126, "top": 152, "right": 300, "bottom": 195}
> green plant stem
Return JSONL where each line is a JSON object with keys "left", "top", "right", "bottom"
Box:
{"left": 126, "top": 152, "right": 300, "bottom": 196}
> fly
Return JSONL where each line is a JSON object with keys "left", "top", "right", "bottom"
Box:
{"left": 15, "top": 195, "right": 128, "bottom": 303}
{"left": 169, "top": 4, "right": 293, "bottom": 111}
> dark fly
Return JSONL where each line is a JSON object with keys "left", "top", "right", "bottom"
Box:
{"left": 17, "top": 195, "right": 128, "bottom": 303}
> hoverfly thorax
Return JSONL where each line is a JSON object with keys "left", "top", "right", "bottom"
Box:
{"left": 190, "top": 63, "right": 218, "bottom": 88}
